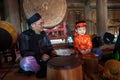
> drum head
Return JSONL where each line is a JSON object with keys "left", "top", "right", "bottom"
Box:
{"left": 47, "top": 56, "right": 80, "bottom": 69}
{"left": 23, "top": 0, "right": 67, "bottom": 28}
{"left": 0, "top": 21, "right": 17, "bottom": 51}
{"left": 0, "top": 21, "right": 17, "bottom": 45}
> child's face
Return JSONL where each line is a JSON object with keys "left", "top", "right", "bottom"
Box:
{"left": 76, "top": 27, "right": 86, "bottom": 35}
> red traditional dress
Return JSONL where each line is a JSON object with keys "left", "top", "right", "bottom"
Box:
{"left": 74, "top": 34, "right": 92, "bottom": 52}
{"left": 74, "top": 34, "right": 95, "bottom": 64}
{"left": 74, "top": 21, "right": 96, "bottom": 65}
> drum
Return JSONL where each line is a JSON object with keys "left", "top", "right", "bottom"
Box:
{"left": 82, "top": 53, "right": 99, "bottom": 73}
{"left": 0, "top": 21, "right": 17, "bottom": 51}
{"left": 23, "top": 0, "right": 67, "bottom": 28}
{"left": 47, "top": 56, "right": 83, "bottom": 80}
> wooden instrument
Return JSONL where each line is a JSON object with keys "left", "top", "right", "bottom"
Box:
{"left": 47, "top": 56, "right": 83, "bottom": 80}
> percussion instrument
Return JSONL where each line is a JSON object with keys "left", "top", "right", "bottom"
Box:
{"left": 23, "top": 0, "right": 67, "bottom": 28}
{"left": 0, "top": 21, "right": 17, "bottom": 51}
{"left": 47, "top": 56, "right": 83, "bottom": 80}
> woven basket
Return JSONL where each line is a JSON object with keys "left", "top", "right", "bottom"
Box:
{"left": 23, "top": 0, "right": 67, "bottom": 28}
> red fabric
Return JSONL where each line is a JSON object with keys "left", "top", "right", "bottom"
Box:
{"left": 74, "top": 34, "right": 92, "bottom": 51}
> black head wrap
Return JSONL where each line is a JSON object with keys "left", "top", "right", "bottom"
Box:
{"left": 27, "top": 13, "right": 41, "bottom": 26}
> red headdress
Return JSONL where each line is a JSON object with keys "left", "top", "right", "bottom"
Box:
{"left": 75, "top": 22, "right": 87, "bottom": 28}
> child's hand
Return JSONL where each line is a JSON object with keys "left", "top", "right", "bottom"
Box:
{"left": 85, "top": 49, "right": 91, "bottom": 53}
{"left": 80, "top": 50, "right": 86, "bottom": 54}
{"left": 80, "top": 49, "right": 91, "bottom": 54}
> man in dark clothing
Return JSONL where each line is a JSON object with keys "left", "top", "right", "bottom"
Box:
{"left": 19, "top": 13, "right": 56, "bottom": 78}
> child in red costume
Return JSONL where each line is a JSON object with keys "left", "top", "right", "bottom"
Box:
{"left": 73, "top": 21, "right": 92, "bottom": 55}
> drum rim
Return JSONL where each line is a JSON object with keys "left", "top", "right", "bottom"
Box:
{"left": 47, "top": 56, "right": 81, "bottom": 69}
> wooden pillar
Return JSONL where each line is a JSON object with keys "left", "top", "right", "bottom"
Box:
{"left": 96, "top": 0, "right": 108, "bottom": 38}
{"left": 84, "top": 0, "right": 93, "bottom": 34}
{"left": 3, "top": 0, "right": 21, "bottom": 34}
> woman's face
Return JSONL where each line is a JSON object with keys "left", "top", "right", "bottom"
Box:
{"left": 76, "top": 27, "right": 86, "bottom": 35}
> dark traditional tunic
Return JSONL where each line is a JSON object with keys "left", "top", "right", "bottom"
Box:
{"left": 19, "top": 29, "right": 54, "bottom": 58}
{"left": 19, "top": 29, "right": 54, "bottom": 76}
